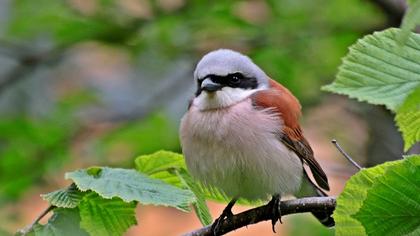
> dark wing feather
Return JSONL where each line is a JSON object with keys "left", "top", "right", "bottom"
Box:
{"left": 252, "top": 79, "right": 330, "bottom": 191}
{"left": 281, "top": 134, "right": 330, "bottom": 191}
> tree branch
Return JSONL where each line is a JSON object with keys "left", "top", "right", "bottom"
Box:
{"left": 183, "top": 196, "right": 336, "bottom": 236}
{"left": 17, "top": 205, "right": 56, "bottom": 235}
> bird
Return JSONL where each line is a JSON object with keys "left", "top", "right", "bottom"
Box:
{"left": 179, "top": 49, "right": 334, "bottom": 234}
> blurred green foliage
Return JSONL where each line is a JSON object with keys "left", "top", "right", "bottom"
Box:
{"left": 7, "top": 0, "right": 384, "bottom": 101}
{"left": 97, "top": 113, "right": 180, "bottom": 166}
{"left": 0, "top": 117, "right": 69, "bottom": 201}
{"left": 0, "top": 89, "right": 94, "bottom": 201}
{"left": 9, "top": 0, "right": 140, "bottom": 46}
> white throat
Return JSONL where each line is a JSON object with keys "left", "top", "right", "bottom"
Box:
{"left": 193, "top": 87, "right": 262, "bottom": 110}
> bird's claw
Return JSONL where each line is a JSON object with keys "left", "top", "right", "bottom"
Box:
{"left": 211, "top": 208, "right": 233, "bottom": 236}
{"left": 269, "top": 195, "right": 282, "bottom": 233}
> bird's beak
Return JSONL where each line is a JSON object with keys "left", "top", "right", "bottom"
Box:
{"left": 201, "top": 78, "right": 222, "bottom": 92}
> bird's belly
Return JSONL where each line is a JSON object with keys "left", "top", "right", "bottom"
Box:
{"left": 180, "top": 100, "right": 303, "bottom": 200}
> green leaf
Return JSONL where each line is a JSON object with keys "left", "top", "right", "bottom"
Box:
{"left": 79, "top": 192, "right": 137, "bottom": 236}
{"left": 135, "top": 151, "right": 239, "bottom": 201}
{"left": 135, "top": 150, "right": 186, "bottom": 175}
{"left": 41, "top": 184, "right": 84, "bottom": 208}
{"left": 65, "top": 167, "right": 195, "bottom": 211}
{"left": 134, "top": 151, "right": 189, "bottom": 190}
{"left": 334, "top": 160, "right": 402, "bottom": 236}
{"left": 398, "top": 0, "right": 420, "bottom": 45}
{"left": 396, "top": 86, "right": 420, "bottom": 151}
{"left": 354, "top": 155, "right": 420, "bottom": 236}
{"left": 135, "top": 151, "right": 212, "bottom": 225}
{"left": 31, "top": 208, "right": 88, "bottom": 236}
{"left": 323, "top": 28, "right": 420, "bottom": 111}
{"left": 176, "top": 169, "right": 213, "bottom": 226}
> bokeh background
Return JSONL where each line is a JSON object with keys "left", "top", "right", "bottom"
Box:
{"left": 0, "top": 0, "right": 409, "bottom": 235}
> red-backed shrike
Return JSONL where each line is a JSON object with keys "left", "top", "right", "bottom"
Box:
{"left": 180, "top": 49, "right": 333, "bottom": 234}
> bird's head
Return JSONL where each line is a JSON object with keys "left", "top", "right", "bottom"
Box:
{"left": 193, "top": 49, "right": 269, "bottom": 110}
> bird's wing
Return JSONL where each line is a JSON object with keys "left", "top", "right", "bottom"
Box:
{"left": 251, "top": 79, "right": 330, "bottom": 191}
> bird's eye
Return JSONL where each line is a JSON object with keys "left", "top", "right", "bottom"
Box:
{"left": 229, "top": 74, "right": 241, "bottom": 84}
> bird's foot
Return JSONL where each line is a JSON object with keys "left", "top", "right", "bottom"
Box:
{"left": 211, "top": 208, "right": 233, "bottom": 236}
{"left": 211, "top": 199, "right": 237, "bottom": 236}
{"left": 268, "top": 194, "right": 282, "bottom": 233}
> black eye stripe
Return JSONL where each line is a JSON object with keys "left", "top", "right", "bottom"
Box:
{"left": 199, "top": 73, "right": 253, "bottom": 84}
{"left": 195, "top": 73, "right": 258, "bottom": 96}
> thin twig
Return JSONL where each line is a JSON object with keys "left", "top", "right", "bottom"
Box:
{"left": 17, "top": 205, "right": 56, "bottom": 235}
{"left": 183, "top": 197, "right": 336, "bottom": 236}
{"left": 331, "top": 139, "right": 363, "bottom": 170}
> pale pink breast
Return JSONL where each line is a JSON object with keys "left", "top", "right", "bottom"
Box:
{"left": 180, "top": 98, "right": 303, "bottom": 200}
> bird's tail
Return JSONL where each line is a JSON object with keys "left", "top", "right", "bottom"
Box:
{"left": 296, "top": 172, "right": 335, "bottom": 227}
{"left": 311, "top": 188, "right": 335, "bottom": 227}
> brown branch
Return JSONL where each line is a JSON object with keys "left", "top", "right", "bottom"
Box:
{"left": 17, "top": 205, "right": 56, "bottom": 235}
{"left": 183, "top": 196, "right": 336, "bottom": 236}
